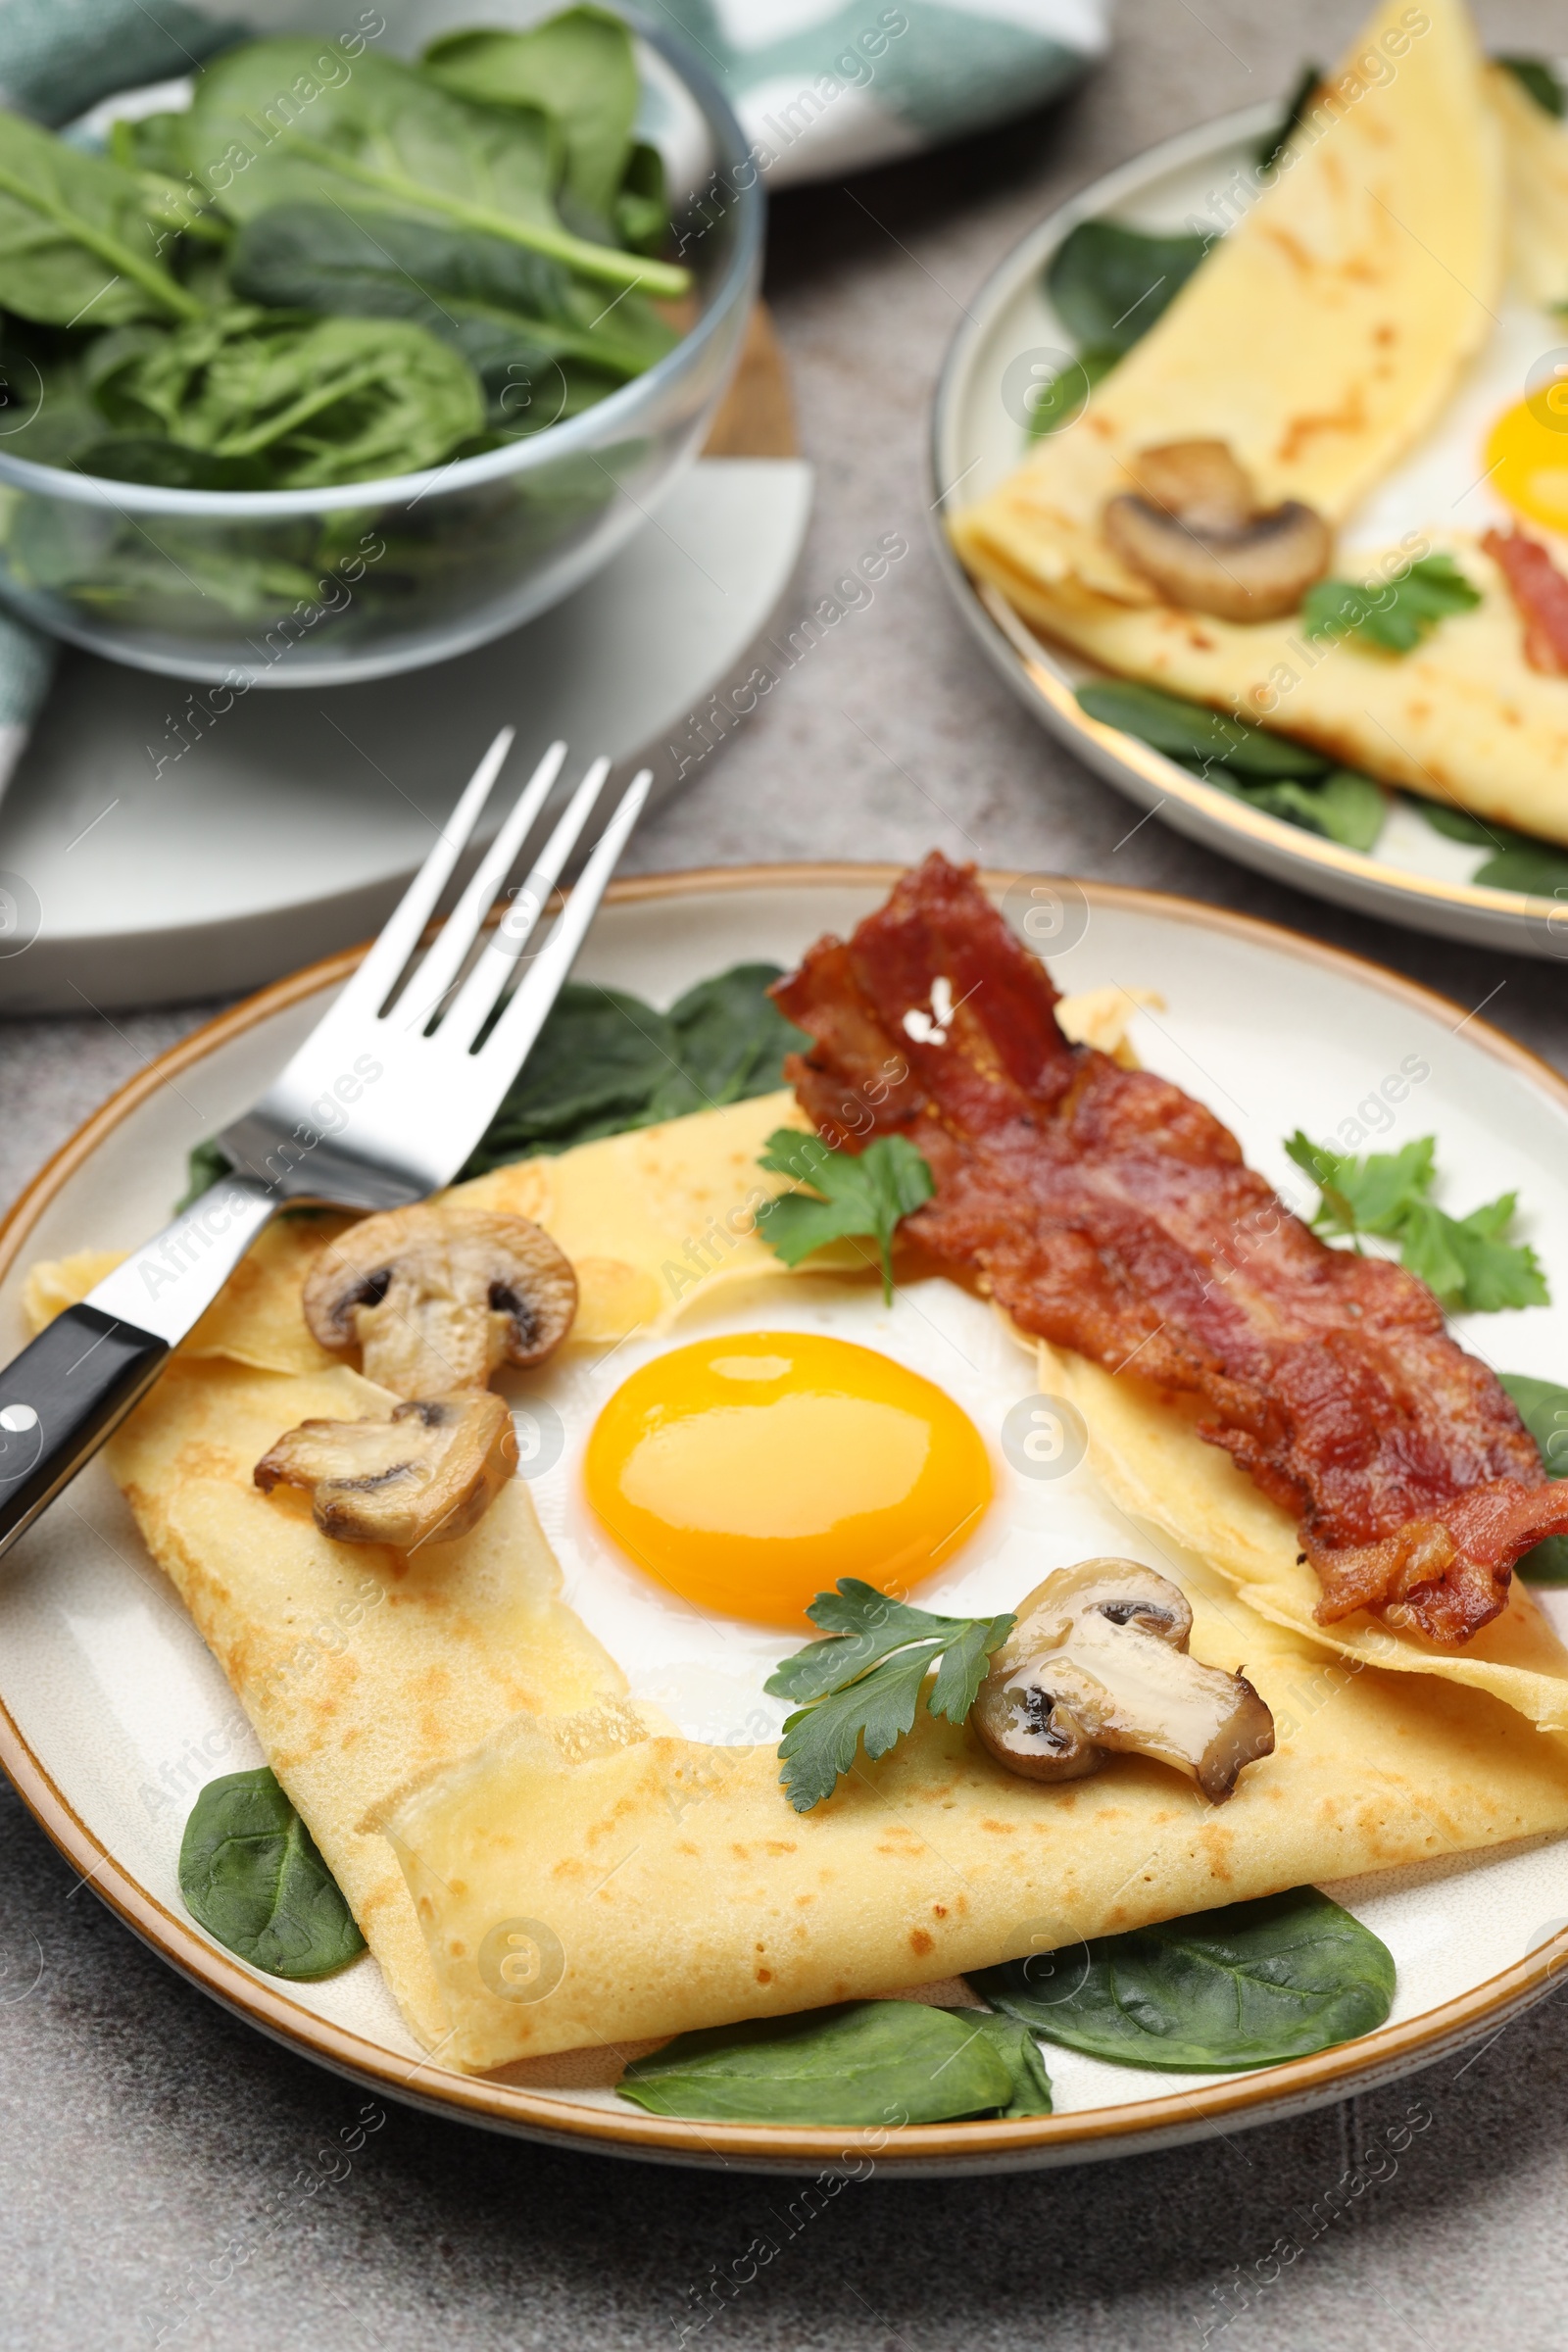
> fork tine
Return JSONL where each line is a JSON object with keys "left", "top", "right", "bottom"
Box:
{"left": 331, "top": 725, "right": 515, "bottom": 1020}
{"left": 436, "top": 753, "right": 612, "bottom": 1053}
{"left": 396, "top": 738, "right": 567, "bottom": 1025}
{"left": 478, "top": 768, "right": 652, "bottom": 1075}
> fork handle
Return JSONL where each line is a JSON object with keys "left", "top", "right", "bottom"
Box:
{"left": 0, "top": 1306, "right": 169, "bottom": 1560}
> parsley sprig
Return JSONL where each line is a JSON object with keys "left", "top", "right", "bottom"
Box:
{"left": 1285, "top": 1131, "right": 1548, "bottom": 1313}
{"left": 766, "top": 1580, "right": 1015, "bottom": 1813}
{"left": 1301, "top": 555, "right": 1481, "bottom": 655}
{"left": 755, "top": 1130, "right": 935, "bottom": 1302}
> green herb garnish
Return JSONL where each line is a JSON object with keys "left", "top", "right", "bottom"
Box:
{"left": 1301, "top": 555, "right": 1483, "bottom": 654}
{"left": 1285, "top": 1130, "right": 1548, "bottom": 1313}
{"left": 755, "top": 1130, "right": 935, "bottom": 1303}
{"left": 1498, "top": 1373, "right": 1568, "bottom": 1582}
{"left": 1077, "top": 681, "right": 1388, "bottom": 851}
{"left": 969, "top": 1887, "right": 1395, "bottom": 2071}
{"left": 1409, "top": 800, "right": 1568, "bottom": 897}
{"left": 1046, "top": 220, "right": 1212, "bottom": 362}
{"left": 766, "top": 1579, "right": 1014, "bottom": 1814}
{"left": 618, "top": 1997, "right": 1049, "bottom": 2125}
{"left": 179, "top": 1767, "right": 366, "bottom": 1980}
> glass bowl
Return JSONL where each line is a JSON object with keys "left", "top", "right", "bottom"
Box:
{"left": 0, "top": 14, "right": 762, "bottom": 687}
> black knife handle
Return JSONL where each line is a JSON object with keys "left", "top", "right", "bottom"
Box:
{"left": 0, "top": 1304, "right": 170, "bottom": 1557}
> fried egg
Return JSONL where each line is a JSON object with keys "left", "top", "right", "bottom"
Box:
{"left": 511, "top": 1270, "right": 1133, "bottom": 1746}
{"left": 581, "top": 1329, "right": 993, "bottom": 1628}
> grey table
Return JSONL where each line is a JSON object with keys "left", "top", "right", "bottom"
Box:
{"left": 3, "top": 4, "right": 1566, "bottom": 2345}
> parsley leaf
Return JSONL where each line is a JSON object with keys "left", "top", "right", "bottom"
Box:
{"left": 1284, "top": 1130, "right": 1547, "bottom": 1312}
{"left": 765, "top": 1579, "right": 1015, "bottom": 1812}
{"left": 1300, "top": 555, "right": 1482, "bottom": 655}
{"left": 755, "top": 1129, "right": 935, "bottom": 1302}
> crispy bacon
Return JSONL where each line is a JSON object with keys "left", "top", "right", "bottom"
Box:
{"left": 1483, "top": 525, "right": 1568, "bottom": 676}
{"left": 773, "top": 854, "right": 1567, "bottom": 1644}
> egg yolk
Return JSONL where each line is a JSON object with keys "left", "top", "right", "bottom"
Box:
{"left": 1488, "top": 387, "right": 1568, "bottom": 534}
{"left": 582, "top": 1331, "right": 993, "bottom": 1628}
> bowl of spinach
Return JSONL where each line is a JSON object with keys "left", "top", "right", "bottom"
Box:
{"left": 0, "top": 4, "right": 760, "bottom": 685}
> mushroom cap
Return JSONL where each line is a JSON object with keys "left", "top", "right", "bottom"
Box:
{"left": 1102, "top": 437, "right": 1333, "bottom": 623}
{"left": 302, "top": 1201, "right": 576, "bottom": 1398}
{"left": 255, "top": 1389, "right": 518, "bottom": 1550}
{"left": 973, "top": 1556, "right": 1275, "bottom": 1802}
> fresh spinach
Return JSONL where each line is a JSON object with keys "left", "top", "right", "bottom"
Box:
{"left": 186, "top": 40, "right": 686, "bottom": 301}
{"left": 618, "top": 1998, "right": 1031, "bottom": 2124}
{"left": 1256, "top": 63, "right": 1323, "bottom": 171}
{"left": 459, "top": 964, "right": 808, "bottom": 1176}
{"left": 1497, "top": 55, "right": 1566, "bottom": 117}
{"left": 1046, "top": 220, "right": 1212, "bottom": 366}
{"left": 1410, "top": 798, "right": 1568, "bottom": 896}
{"left": 970, "top": 1887, "right": 1395, "bottom": 2070}
{"left": 179, "top": 1765, "right": 366, "bottom": 1980}
{"left": 0, "top": 108, "right": 204, "bottom": 327}
{"left": 1077, "top": 680, "right": 1388, "bottom": 849}
{"left": 1302, "top": 555, "right": 1483, "bottom": 654}
{"left": 766, "top": 1579, "right": 1014, "bottom": 1813}
{"left": 957, "top": 2009, "right": 1054, "bottom": 2116}
{"left": 423, "top": 7, "right": 642, "bottom": 237}
{"left": 1499, "top": 1373, "right": 1568, "bottom": 1582}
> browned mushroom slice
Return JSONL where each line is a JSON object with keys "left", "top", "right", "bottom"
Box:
{"left": 255, "top": 1391, "right": 518, "bottom": 1550}
{"left": 302, "top": 1202, "right": 576, "bottom": 1397}
{"left": 973, "top": 1558, "right": 1275, "bottom": 1802}
{"left": 1102, "top": 436, "right": 1333, "bottom": 622}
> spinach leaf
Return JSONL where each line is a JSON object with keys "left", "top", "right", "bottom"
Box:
{"left": 458, "top": 964, "right": 803, "bottom": 1176}
{"left": 756, "top": 1129, "right": 935, "bottom": 1301}
{"left": 766, "top": 1579, "right": 1013, "bottom": 1813}
{"left": 423, "top": 7, "right": 640, "bottom": 234}
{"left": 953, "top": 2010, "right": 1054, "bottom": 2116}
{"left": 1076, "top": 680, "right": 1329, "bottom": 777}
{"left": 1256, "top": 62, "right": 1323, "bottom": 171}
{"left": 1413, "top": 799, "right": 1511, "bottom": 848}
{"left": 618, "top": 1999, "right": 1018, "bottom": 2124}
{"left": 227, "top": 204, "right": 673, "bottom": 398}
{"left": 1214, "top": 766, "right": 1387, "bottom": 852}
{"left": 1046, "top": 220, "right": 1212, "bottom": 361}
{"left": 88, "top": 307, "right": 484, "bottom": 487}
{"left": 1497, "top": 55, "right": 1566, "bottom": 117}
{"left": 1301, "top": 555, "right": 1482, "bottom": 654}
{"left": 0, "top": 109, "right": 203, "bottom": 327}
{"left": 179, "top": 1766, "right": 366, "bottom": 1980}
{"left": 971, "top": 1887, "right": 1395, "bottom": 2070}
{"left": 1409, "top": 799, "right": 1568, "bottom": 896}
{"left": 186, "top": 39, "right": 687, "bottom": 300}
{"left": 1024, "top": 345, "right": 1116, "bottom": 439}
{"left": 1499, "top": 1373, "right": 1568, "bottom": 1582}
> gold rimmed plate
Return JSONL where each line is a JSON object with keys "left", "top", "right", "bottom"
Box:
{"left": 930, "top": 102, "right": 1568, "bottom": 961}
{"left": 3, "top": 865, "right": 1568, "bottom": 2174}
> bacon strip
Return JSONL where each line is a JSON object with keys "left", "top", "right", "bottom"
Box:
{"left": 773, "top": 854, "right": 1568, "bottom": 1644}
{"left": 1483, "top": 525, "right": 1568, "bottom": 676}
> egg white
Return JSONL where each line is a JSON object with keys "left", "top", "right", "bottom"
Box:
{"left": 501, "top": 1270, "right": 1164, "bottom": 1745}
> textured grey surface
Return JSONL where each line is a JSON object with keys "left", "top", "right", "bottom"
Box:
{"left": 4, "top": 3, "right": 1568, "bottom": 2345}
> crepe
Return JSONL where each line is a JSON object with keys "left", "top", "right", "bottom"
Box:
{"left": 1042, "top": 1339, "right": 1568, "bottom": 1728}
{"left": 383, "top": 1540, "right": 1568, "bottom": 2070}
{"left": 1488, "top": 62, "right": 1568, "bottom": 308}
{"left": 950, "top": 0, "right": 1502, "bottom": 610}
{"left": 1000, "top": 532, "right": 1568, "bottom": 847}
{"left": 106, "top": 1357, "right": 625, "bottom": 2043}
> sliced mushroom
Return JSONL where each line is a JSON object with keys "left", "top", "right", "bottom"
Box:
{"left": 254, "top": 1391, "right": 518, "bottom": 1550}
{"left": 1102, "top": 436, "right": 1333, "bottom": 622}
{"left": 973, "top": 1558, "right": 1275, "bottom": 1803}
{"left": 302, "top": 1202, "right": 576, "bottom": 1397}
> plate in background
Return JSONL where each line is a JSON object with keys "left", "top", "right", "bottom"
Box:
{"left": 3, "top": 864, "right": 1568, "bottom": 2175}
{"left": 930, "top": 103, "right": 1568, "bottom": 961}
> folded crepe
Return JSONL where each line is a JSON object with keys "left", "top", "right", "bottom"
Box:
{"left": 383, "top": 1540, "right": 1568, "bottom": 2070}
{"left": 945, "top": 0, "right": 1568, "bottom": 844}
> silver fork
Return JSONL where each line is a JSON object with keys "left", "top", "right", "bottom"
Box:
{"left": 0, "top": 730, "right": 651, "bottom": 1559}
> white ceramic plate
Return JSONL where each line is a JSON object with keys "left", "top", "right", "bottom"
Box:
{"left": 930, "top": 102, "right": 1568, "bottom": 960}
{"left": 4, "top": 865, "right": 1568, "bottom": 2177}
